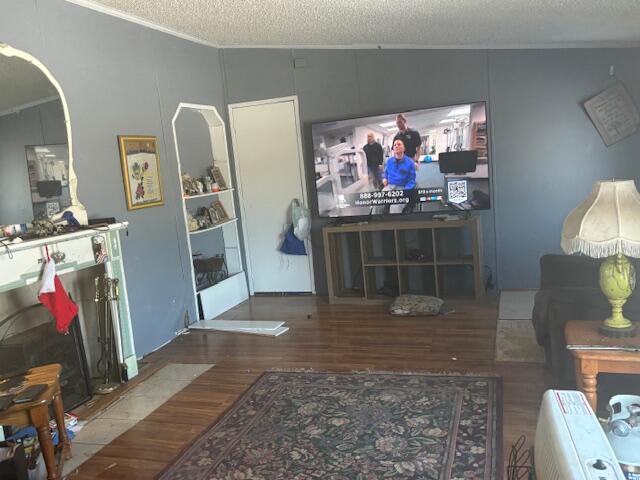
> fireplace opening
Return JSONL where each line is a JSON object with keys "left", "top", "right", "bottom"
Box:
{"left": 0, "top": 303, "right": 91, "bottom": 410}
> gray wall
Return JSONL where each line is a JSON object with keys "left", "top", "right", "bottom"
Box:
{"left": 1, "top": 0, "right": 227, "bottom": 356}
{"left": 222, "top": 49, "right": 496, "bottom": 294}
{"left": 221, "top": 48, "right": 640, "bottom": 291}
{"left": 490, "top": 49, "right": 640, "bottom": 287}
{"left": 4, "top": 0, "right": 640, "bottom": 357}
{"left": 0, "top": 99, "right": 66, "bottom": 224}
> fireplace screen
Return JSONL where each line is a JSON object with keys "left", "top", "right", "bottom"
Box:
{"left": 0, "top": 304, "right": 92, "bottom": 410}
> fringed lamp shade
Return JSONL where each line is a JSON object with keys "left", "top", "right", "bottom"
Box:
{"left": 561, "top": 180, "right": 640, "bottom": 258}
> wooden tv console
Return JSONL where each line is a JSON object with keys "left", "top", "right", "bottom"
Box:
{"left": 323, "top": 217, "right": 484, "bottom": 304}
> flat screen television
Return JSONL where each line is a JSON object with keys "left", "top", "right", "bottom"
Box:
{"left": 311, "top": 101, "right": 490, "bottom": 218}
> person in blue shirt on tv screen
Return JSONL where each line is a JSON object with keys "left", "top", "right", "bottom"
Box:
{"left": 381, "top": 138, "right": 416, "bottom": 213}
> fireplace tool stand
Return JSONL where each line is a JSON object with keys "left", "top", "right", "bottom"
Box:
{"left": 93, "top": 273, "right": 120, "bottom": 395}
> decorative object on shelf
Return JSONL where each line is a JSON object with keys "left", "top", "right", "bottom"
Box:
{"left": 1, "top": 223, "right": 30, "bottom": 238}
{"left": 211, "top": 200, "right": 229, "bottom": 223}
{"left": 187, "top": 212, "right": 199, "bottom": 232}
{"left": 207, "top": 206, "right": 219, "bottom": 224}
{"left": 389, "top": 294, "right": 444, "bottom": 316}
{"left": 193, "top": 254, "right": 228, "bottom": 291}
{"left": 208, "top": 166, "right": 227, "bottom": 190}
{"left": 118, "top": 135, "right": 164, "bottom": 210}
{"left": 561, "top": 179, "right": 640, "bottom": 337}
{"left": 182, "top": 172, "right": 199, "bottom": 196}
{"left": 195, "top": 206, "right": 213, "bottom": 229}
{"left": 31, "top": 218, "right": 62, "bottom": 238}
{"left": 203, "top": 176, "right": 214, "bottom": 193}
{"left": 92, "top": 235, "right": 108, "bottom": 263}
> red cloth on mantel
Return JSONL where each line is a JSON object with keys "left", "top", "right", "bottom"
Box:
{"left": 38, "top": 256, "right": 78, "bottom": 334}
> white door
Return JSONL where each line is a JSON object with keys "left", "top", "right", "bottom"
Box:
{"left": 229, "top": 96, "right": 315, "bottom": 294}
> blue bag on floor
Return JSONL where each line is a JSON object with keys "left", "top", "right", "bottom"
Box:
{"left": 280, "top": 224, "right": 307, "bottom": 255}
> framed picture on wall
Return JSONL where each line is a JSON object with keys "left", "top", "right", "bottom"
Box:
{"left": 118, "top": 135, "right": 164, "bottom": 210}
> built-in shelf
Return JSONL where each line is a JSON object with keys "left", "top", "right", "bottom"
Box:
{"left": 189, "top": 218, "right": 238, "bottom": 235}
{"left": 183, "top": 188, "right": 234, "bottom": 201}
{"left": 172, "top": 102, "right": 248, "bottom": 321}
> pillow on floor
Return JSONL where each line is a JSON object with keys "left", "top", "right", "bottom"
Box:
{"left": 389, "top": 294, "right": 444, "bottom": 316}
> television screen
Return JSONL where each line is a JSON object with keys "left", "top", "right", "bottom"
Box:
{"left": 311, "top": 102, "right": 490, "bottom": 218}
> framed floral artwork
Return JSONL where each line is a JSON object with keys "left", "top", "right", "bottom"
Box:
{"left": 118, "top": 135, "right": 164, "bottom": 210}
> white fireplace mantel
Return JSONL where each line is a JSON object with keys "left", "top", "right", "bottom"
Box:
{"left": 0, "top": 223, "right": 138, "bottom": 380}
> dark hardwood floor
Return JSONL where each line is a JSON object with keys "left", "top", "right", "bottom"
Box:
{"left": 73, "top": 295, "right": 553, "bottom": 479}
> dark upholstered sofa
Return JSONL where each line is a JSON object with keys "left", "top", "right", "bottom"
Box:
{"left": 532, "top": 254, "right": 640, "bottom": 385}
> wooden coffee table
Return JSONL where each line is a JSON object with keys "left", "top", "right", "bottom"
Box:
{"left": 0, "top": 364, "right": 72, "bottom": 480}
{"left": 565, "top": 320, "right": 640, "bottom": 412}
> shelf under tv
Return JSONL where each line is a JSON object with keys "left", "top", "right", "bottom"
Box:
{"left": 322, "top": 217, "right": 484, "bottom": 304}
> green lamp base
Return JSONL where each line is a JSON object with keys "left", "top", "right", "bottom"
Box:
{"left": 599, "top": 253, "right": 637, "bottom": 338}
{"left": 598, "top": 322, "right": 637, "bottom": 338}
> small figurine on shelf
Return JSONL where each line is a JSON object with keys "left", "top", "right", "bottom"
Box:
{"left": 182, "top": 173, "right": 199, "bottom": 197}
{"left": 187, "top": 212, "right": 199, "bottom": 232}
{"left": 203, "top": 176, "right": 214, "bottom": 193}
{"left": 197, "top": 206, "right": 214, "bottom": 229}
{"left": 211, "top": 182, "right": 220, "bottom": 192}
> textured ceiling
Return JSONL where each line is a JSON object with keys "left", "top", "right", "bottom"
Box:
{"left": 75, "top": 0, "right": 640, "bottom": 47}
{"left": 0, "top": 55, "right": 59, "bottom": 113}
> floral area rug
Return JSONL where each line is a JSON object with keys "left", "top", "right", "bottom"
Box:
{"left": 157, "top": 371, "right": 501, "bottom": 480}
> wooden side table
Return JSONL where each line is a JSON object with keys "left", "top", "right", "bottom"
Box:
{"left": 565, "top": 320, "right": 640, "bottom": 412}
{"left": 0, "top": 364, "right": 72, "bottom": 480}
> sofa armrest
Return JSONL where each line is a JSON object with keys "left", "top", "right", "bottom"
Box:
{"left": 532, "top": 290, "right": 552, "bottom": 346}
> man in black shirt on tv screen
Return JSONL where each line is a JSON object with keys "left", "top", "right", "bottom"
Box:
{"left": 393, "top": 113, "right": 422, "bottom": 165}
{"left": 362, "top": 132, "right": 384, "bottom": 189}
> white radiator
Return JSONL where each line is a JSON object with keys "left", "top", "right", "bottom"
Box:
{"left": 534, "top": 390, "right": 625, "bottom": 480}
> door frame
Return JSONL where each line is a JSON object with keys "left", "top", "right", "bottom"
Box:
{"left": 228, "top": 95, "right": 316, "bottom": 295}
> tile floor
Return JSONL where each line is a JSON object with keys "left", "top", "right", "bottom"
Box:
{"left": 62, "top": 363, "right": 213, "bottom": 477}
{"left": 498, "top": 289, "right": 537, "bottom": 320}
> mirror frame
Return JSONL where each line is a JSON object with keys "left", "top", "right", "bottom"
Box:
{"left": 0, "top": 43, "right": 87, "bottom": 224}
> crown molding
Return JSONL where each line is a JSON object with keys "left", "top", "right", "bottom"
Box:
{"left": 64, "top": 0, "right": 221, "bottom": 48}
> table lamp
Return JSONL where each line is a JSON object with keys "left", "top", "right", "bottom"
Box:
{"left": 561, "top": 180, "right": 640, "bottom": 337}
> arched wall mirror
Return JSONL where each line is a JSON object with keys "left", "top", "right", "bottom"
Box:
{"left": 0, "top": 43, "right": 85, "bottom": 227}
